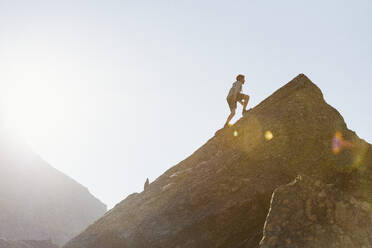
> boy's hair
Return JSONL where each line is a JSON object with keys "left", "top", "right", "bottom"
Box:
{"left": 236, "top": 74, "right": 245, "bottom": 81}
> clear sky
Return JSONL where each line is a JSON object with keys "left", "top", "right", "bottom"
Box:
{"left": 0, "top": 0, "right": 371, "bottom": 208}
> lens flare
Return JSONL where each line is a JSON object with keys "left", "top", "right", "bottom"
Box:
{"left": 265, "top": 131, "right": 273, "bottom": 140}
{"left": 233, "top": 130, "right": 238, "bottom": 137}
{"left": 332, "top": 131, "right": 352, "bottom": 154}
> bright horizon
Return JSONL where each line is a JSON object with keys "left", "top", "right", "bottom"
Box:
{"left": 0, "top": 0, "right": 371, "bottom": 208}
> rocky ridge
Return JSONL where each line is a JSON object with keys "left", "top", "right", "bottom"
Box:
{"left": 64, "top": 74, "right": 372, "bottom": 248}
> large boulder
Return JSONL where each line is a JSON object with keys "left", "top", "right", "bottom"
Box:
{"left": 259, "top": 175, "right": 372, "bottom": 248}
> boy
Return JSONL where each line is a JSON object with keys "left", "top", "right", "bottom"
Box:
{"left": 224, "top": 74, "right": 250, "bottom": 128}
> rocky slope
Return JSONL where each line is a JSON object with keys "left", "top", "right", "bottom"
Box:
{"left": 0, "top": 239, "right": 58, "bottom": 248}
{"left": 64, "top": 74, "right": 372, "bottom": 248}
{"left": 0, "top": 134, "right": 107, "bottom": 245}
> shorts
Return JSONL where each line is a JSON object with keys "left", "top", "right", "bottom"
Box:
{"left": 227, "top": 93, "right": 247, "bottom": 111}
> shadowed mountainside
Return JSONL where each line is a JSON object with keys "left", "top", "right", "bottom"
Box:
{"left": 0, "top": 134, "right": 107, "bottom": 245}
{"left": 64, "top": 74, "right": 372, "bottom": 248}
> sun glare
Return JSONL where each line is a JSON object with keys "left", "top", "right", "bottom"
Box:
{"left": 1, "top": 65, "right": 73, "bottom": 143}
{"left": 2, "top": 86, "right": 56, "bottom": 140}
{"left": 264, "top": 131, "right": 273, "bottom": 140}
{"left": 332, "top": 131, "right": 352, "bottom": 155}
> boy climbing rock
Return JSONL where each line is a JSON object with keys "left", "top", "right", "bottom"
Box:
{"left": 224, "top": 74, "right": 250, "bottom": 128}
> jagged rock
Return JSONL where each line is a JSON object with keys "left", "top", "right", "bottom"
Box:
{"left": 0, "top": 239, "right": 59, "bottom": 248}
{"left": 0, "top": 134, "right": 107, "bottom": 245}
{"left": 259, "top": 175, "right": 372, "bottom": 247}
{"left": 63, "top": 74, "right": 372, "bottom": 248}
{"left": 144, "top": 178, "right": 150, "bottom": 191}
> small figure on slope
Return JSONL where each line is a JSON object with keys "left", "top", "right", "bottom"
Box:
{"left": 224, "top": 74, "right": 250, "bottom": 128}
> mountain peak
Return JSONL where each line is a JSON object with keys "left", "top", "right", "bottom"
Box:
{"left": 64, "top": 74, "right": 372, "bottom": 248}
{"left": 250, "top": 73, "right": 323, "bottom": 114}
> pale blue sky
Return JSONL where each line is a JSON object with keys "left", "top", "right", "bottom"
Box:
{"left": 0, "top": 0, "right": 371, "bottom": 208}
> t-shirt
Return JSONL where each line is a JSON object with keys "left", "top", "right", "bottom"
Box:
{"left": 227, "top": 81, "right": 243, "bottom": 100}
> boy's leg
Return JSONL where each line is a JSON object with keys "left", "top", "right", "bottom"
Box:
{"left": 242, "top": 94, "right": 249, "bottom": 112}
{"left": 237, "top": 94, "right": 250, "bottom": 114}
{"left": 225, "top": 99, "right": 236, "bottom": 128}
{"left": 224, "top": 109, "right": 235, "bottom": 128}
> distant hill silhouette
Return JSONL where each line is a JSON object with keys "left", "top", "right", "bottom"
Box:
{"left": 64, "top": 74, "right": 372, "bottom": 248}
{"left": 0, "top": 133, "right": 106, "bottom": 245}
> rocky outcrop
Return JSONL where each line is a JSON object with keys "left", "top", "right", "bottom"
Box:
{"left": 63, "top": 74, "right": 372, "bottom": 248}
{"left": 144, "top": 178, "right": 150, "bottom": 191}
{"left": 0, "top": 239, "right": 58, "bottom": 248}
{"left": 259, "top": 175, "right": 372, "bottom": 247}
{"left": 0, "top": 134, "right": 106, "bottom": 245}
